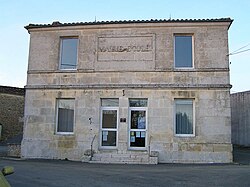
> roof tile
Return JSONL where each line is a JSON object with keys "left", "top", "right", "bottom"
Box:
{"left": 25, "top": 18, "right": 233, "bottom": 30}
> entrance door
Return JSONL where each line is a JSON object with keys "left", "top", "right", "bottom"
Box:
{"left": 100, "top": 99, "right": 119, "bottom": 149}
{"left": 128, "top": 99, "right": 148, "bottom": 150}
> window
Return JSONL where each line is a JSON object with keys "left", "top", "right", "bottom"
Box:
{"left": 174, "top": 35, "right": 193, "bottom": 68}
{"left": 56, "top": 99, "right": 75, "bottom": 134}
{"left": 100, "top": 99, "right": 119, "bottom": 148}
{"left": 59, "top": 38, "right": 78, "bottom": 70}
{"left": 129, "top": 99, "right": 147, "bottom": 149}
{"left": 175, "top": 99, "right": 194, "bottom": 136}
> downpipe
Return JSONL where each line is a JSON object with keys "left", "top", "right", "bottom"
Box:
{"left": 90, "top": 135, "right": 96, "bottom": 161}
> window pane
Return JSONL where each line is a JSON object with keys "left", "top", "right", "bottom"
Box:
{"left": 129, "top": 99, "right": 148, "bottom": 107}
{"left": 175, "top": 100, "right": 193, "bottom": 134}
{"left": 57, "top": 99, "right": 74, "bottom": 133}
{"left": 131, "top": 111, "right": 146, "bottom": 129}
{"left": 60, "top": 38, "right": 78, "bottom": 69}
{"left": 101, "top": 131, "right": 116, "bottom": 146}
{"left": 130, "top": 131, "right": 145, "bottom": 147}
{"left": 175, "top": 36, "right": 192, "bottom": 68}
{"left": 102, "top": 110, "right": 117, "bottom": 128}
{"left": 101, "top": 99, "right": 119, "bottom": 107}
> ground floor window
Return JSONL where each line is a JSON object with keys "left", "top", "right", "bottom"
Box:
{"left": 100, "top": 99, "right": 119, "bottom": 148}
{"left": 56, "top": 99, "right": 75, "bottom": 134}
{"left": 175, "top": 99, "right": 194, "bottom": 136}
{"left": 129, "top": 99, "right": 148, "bottom": 149}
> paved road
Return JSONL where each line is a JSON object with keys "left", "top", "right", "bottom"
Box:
{"left": 0, "top": 146, "right": 250, "bottom": 187}
{"left": 1, "top": 158, "right": 250, "bottom": 187}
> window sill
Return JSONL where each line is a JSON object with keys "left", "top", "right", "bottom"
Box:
{"left": 99, "top": 147, "right": 118, "bottom": 150}
{"left": 128, "top": 147, "right": 147, "bottom": 151}
{"left": 57, "top": 69, "right": 78, "bottom": 72}
{"left": 174, "top": 134, "right": 195, "bottom": 138}
{"left": 174, "top": 68, "right": 194, "bottom": 71}
{"left": 55, "top": 132, "right": 74, "bottom": 136}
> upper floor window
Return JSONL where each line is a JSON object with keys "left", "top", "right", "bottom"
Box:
{"left": 174, "top": 35, "right": 193, "bottom": 68}
{"left": 59, "top": 38, "right": 78, "bottom": 70}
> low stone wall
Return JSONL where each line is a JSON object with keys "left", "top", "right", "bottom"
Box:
{"left": 7, "top": 144, "right": 21, "bottom": 157}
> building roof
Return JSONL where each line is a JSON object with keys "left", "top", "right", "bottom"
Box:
{"left": 231, "top": 90, "right": 250, "bottom": 95}
{"left": 0, "top": 86, "right": 25, "bottom": 96}
{"left": 25, "top": 18, "right": 233, "bottom": 30}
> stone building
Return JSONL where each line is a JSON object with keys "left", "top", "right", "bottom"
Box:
{"left": 0, "top": 86, "right": 24, "bottom": 142}
{"left": 22, "top": 18, "right": 233, "bottom": 163}
{"left": 231, "top": 91, "right": 250, "bottom": 146}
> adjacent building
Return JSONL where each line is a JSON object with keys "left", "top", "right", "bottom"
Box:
{"left": 231, "top": 91, "right": 250, "bottom": 146}
{"left": 21, "top": 18, "right": 233, "bottom": 163}
{"left": 0, "top": 86, "right": 24, "bottom": 142}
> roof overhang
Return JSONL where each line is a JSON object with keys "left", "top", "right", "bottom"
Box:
{"left": 25, "top": 18, "right": 233, "bottom": 32}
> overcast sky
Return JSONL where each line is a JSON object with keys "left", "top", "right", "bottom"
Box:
{"left": 0, "top": 0, "right": 249, "bottom": 92}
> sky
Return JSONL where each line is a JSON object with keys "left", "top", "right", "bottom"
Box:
{"left": 0, "top": 0, "right": 249, "bottom": 92}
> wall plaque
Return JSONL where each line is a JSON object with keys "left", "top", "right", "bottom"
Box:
{"left": 97, "top": 36, "right": 154, "bottom": 61}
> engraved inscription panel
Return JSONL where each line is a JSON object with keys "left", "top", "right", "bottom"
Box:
{"left": 97, "top": 36, "right": 154, "bottom": 61}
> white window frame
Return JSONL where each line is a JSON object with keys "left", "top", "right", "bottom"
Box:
{"left": 55, "top": 98, "right": 75, "bottom": 135}
{"left": 128, "top": 107, "right": 148, "bottom": 150}
{"left": 174, "top": 99, "right": 195, "bottom": 137}
{"left": 59, "top": 37, "right": 79, "bottom": 70}
{"left": 174, "top": 34, "right": 194, "bottom": 69}
{"left": 100, "top": 107, "right": 119, "bottom": 149}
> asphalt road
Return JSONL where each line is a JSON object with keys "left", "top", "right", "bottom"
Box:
{"left": 0, "top": 146, "right": 249, "bottom": 187}
{"left": 1, "top": 158, "right": 250, "bottom": 187}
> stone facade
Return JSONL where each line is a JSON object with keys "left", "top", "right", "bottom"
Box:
{"left": 22, "top": 18, "right": 233, "bottom": 163}
{"left": 231, "top": 91, "right": 250, "bottom": 146}
{"left": 0, "top": 86, "right": 25, "bottom": 142}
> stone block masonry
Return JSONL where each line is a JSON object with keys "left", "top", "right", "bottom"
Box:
{"left": 22, "top": 18, "right": 233, "bottom": 164}
{"left": 22, "top": 88, "right": 232, "bottom": 163}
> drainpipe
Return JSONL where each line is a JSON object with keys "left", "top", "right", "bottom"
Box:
{"left": 0, "top": 124, "right": 2, "bottom": 140}
{"left": 148, "top": 135, "right": 152, "bottom": 157}
{"left": 90, "top": 135, "right": 96, "bottom": 161}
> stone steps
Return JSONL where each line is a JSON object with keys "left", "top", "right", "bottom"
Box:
{"left": 87, "top": 151, "right": 158, "bottom": 164}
